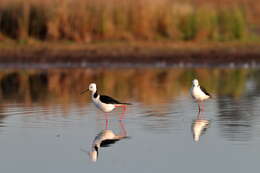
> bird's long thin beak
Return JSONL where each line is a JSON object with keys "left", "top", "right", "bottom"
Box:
{"left": 80, "top": 89, "right": 89, "bottom": 95}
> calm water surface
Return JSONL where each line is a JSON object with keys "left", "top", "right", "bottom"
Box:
{"left": 0, "top": 67, "right": 259, "bottom": 173}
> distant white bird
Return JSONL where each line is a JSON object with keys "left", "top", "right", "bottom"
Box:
{"left": 81, "top": 83, "right": 131, "bottom": 119}
{"left": 89, "top": 129, "right": 127, "bottom": 162}
{"left": 190, "top": 79, "right": 211, "bottom": 112}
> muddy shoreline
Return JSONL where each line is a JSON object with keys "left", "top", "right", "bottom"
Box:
{"left": 0, "top": 43, "right": 260, "bottom": 68}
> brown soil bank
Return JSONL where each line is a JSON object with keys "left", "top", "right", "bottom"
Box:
{"left": 0, "top": 42, "right": 260, "bottom": 67}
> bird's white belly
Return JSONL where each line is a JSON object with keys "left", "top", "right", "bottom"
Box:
{"left": 93, "top": 99, "right": 115, "bottom": 112}
{"left": 191, "top": 88, "right": 209, "bottom": 101}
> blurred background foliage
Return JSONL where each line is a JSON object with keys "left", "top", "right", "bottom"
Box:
{"left": 0, "top": 0, "right": 259, "bottom": 43}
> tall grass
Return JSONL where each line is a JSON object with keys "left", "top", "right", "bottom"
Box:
{"left": 0, "top": 0, "right": 254, "bottom": 42}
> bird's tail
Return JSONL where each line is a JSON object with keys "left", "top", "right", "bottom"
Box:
{"left": 119, "top": 102, "right": 132, "bottom": 105}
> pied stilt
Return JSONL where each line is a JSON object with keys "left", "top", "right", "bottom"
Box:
{"left": 190, "top": 79, "right": 211, "bottom": 112}
{"left": 81, "top": 83, "right": 131, "bottom": 121}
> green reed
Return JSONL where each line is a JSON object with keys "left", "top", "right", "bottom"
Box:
{"left": 0, "top": 0, "right": 252, "bottom": 42}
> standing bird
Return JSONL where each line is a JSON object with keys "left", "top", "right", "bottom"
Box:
{"left": 81, "top": 83, "right": 131, "bottom": 121}
{"left": 190, "top": 79, "right": 211, "bottom": 112}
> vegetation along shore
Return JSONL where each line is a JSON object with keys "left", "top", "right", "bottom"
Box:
{"left": 0, "top": 42, "right": 260, "bottom": 67}
{"left": 0, "top": 0, "right": 260, "bottom": 65}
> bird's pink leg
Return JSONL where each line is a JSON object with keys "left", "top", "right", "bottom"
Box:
{"left": 201, "top": 102, "right": 205, "bottom": 112}
{"left": 198, "top": 101, "right": 201, "bottom": 113}
{"left": 120, "top": 105, "right": 126, "bottom": 120}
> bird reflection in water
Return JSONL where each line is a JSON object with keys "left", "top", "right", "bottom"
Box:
{"left": 88, "top": 120, "right": 128, "bottom": 162}
{"left": 192, "top": 112, "right": 210, "bottom": 142}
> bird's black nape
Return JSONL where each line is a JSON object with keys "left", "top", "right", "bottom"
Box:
{"left": 93, "top": 91, "right": 98, "bottom": 98}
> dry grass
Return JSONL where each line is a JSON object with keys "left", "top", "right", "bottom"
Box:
{"left": 0, "top": 0, "right": 257, "bottom": 42}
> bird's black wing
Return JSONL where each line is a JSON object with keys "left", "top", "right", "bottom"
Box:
{"left": 200, "top": 86, "right": 211, "bottom": 97}
{"left": 100, "top": 139, "right": 120, "bottom": 147}
{"left": 99, "top": 95, "right": 122, "bottom": 104}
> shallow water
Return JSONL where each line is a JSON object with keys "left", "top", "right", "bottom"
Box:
{"left": 0, "top": 67, "right": 259, "bottom": 173}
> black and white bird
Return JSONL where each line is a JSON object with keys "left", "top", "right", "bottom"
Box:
{"left": 89, "top": 129, "right": 127, "bottom": 162}
{"left": 81, "top": 83, "right": 131, "bottom": 119}
{"left": 190, "top": 79, "right": 211, "bottom": 112}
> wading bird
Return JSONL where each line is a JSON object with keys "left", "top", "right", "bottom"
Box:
{"left": 190, "top": 79, "right": 211, "bottom": 112}
{"left": 81, "top": 83, "right": 131, "bottom": 121}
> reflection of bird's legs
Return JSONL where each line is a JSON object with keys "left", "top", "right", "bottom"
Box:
{"left": 119, "top": 120, "right": 127, "bottom": 136}
{"left": 104, "top": 113, "right": 108, "bottom": 129}
{"left": 197, "top": 111, "right": 202, "bottom": 119}
{"left": 201, "top": 101, "right": 204, "bottom": 112}
{"left": 115, "top": 105, "right": 127, "bottom": 120}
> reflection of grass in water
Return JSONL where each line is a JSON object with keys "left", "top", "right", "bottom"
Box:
{"left": 217, "top": 69, "right": 248, "bottom": 98}
{"left": 251, "top": 70, "right": 260, "bottom": 91}
{"left": 0, "top": 68, "right": 252, "bottom": 106}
